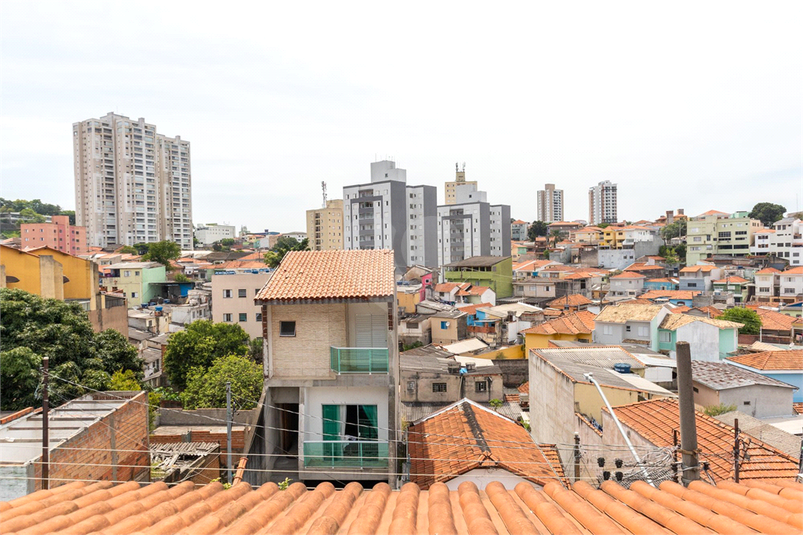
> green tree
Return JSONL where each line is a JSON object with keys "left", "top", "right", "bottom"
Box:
{"left": 143, "top": 240, "right": 181, "bottom": 268}
{"left": 674, "top": 243, "right": 687, "bottom": 262}
{"left": 662, "top": 249, "right": 679, "bottom": 265}
{"left": 0, "top": 289, "right": 143, "bottom": 410}
{"left": 180, "top": 355, "right": 262, "bottom": 410}
{"left": 527, "top": 221, "right": 548, "bottom": 241}
{"left": 60, "top": 210, "right": 76, "bottom": 225}
{"left": 264, "top": 237, "right": 309, "bottom": 268}
{"left": 550, "top": 229, "right": 562, "bottom": 247}
{"left": 596, "top": 222, "right": 610, "bottom": 229}
{"left": 749, "top": 202, "right": 787, "bottom": 227}
{"left": 19, "top": 207, "right": 46, "bottom": 223}
{"left": 133, "top": 242, "right": 151, "bottom": 256}
{"left": 489, "top": 398, "right": 503, "bottom": 411}
{"left": 109, "top": 369, "right": 141, "bottom": 390}
{"left": 174, "top": 273, "right": 191, "bottom": 283}
{"left": 0, "top": 347, "right": 42, "bottom": 409}
{"left": 220, "top": 238, "right": 235, "bottom": 246}
{"left": 661, "top": 220, "right": 687, "bottom": 241}
{"left": 163, "top": 320, "right": 251, "bottom": 389}
{"left": 720, "top": 307, "right": 761, "bottom": 335}
{"left": 118, "top": 245, "right": 138, "bottom": 254}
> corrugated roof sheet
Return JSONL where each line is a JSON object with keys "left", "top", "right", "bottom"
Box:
{"left": 254, "top": 249, "right": 394, "bottom": 302}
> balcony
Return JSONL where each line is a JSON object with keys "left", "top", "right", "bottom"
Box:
{"left": 303, "top": 440, "right": 389, "bottom": 468}
{"left": 330, "top": 347, "right": 389, "bottom": 374}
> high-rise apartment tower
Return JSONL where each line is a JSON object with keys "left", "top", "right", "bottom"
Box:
{"left": 588, "top": 180, "right": 618, "bottom": 225}
{"left": 444, "top": 163, "right": 477, "bottom": 205}
{"left": 536, "top": 184, "right": 564, "bottom": 223}
{"left": 73, "top": 113, "right": 193, "bottom": 249}
{"left": 307, "top": 199, "right": 344, "bottom": 251}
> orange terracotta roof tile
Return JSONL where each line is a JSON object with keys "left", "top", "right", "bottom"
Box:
{"left": 754, "top": 308, "right": 796, "bottom": 331}
{"left": 456, "top": 285, "right": 492, "bottom": 297}
{"left": 522, "top": 310, "right": 596, "bottom": 336}
{"left": 713, "top": 276, "right": 748, "bottom": 284}
{"left": 611, "top": 272, "right": 647, "bottom": 279}
{"left": 214, "top": 259, "right": 268, "bottom": 269}
{"left": 756, "top": 267, "right": 782, "bottom": 274}
{"left": 794, "top": 402, "right": 803, "bottom": 415}
{"left": 647, "top": 278, "right": 677, "bottom": 283}
{"left": 407, "top": 399, "right": 567, "bottom": 489}
{"left": 609, "top": 398, "right": 800, "bottom": 481}
{"left": 640, "top": 290, "right": 701, "bottom": 301}
{"left": 624, "top": 263, "right": 666, "bottom": 271}
{"left": 697, "top": 209, "right": 730, "bottom": 217}
{"left": 727, "top": 349, "right": 802, "bottom": 371}
{"left": 679, "top": 264, "right": 718, "bottom": 273}
{"left": 784, "top": 266, "right": 803, "bottom": 274}
{"left": 546, "top": 294, "right": 591, "bottom": 308}
{"left": 2, "top": 474, "right": 802, "bottom": 533}
{"left": 455, "top": 303, "right": 493, "bottom": 315}
{"left": 254, "top": 249, "right": 394, "bottom": 302}
{"left": 691, "top": 306, "right": 722, "bottom": 318}
{"left": 517, "top": 381, "right": 529, "bottom": 394}
{"left": 669, "top": 305, "right": 691, "bottom": 314}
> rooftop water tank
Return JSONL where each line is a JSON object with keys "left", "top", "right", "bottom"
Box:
{"left": 613, "top": 363, "right": 631, "bottom": 374}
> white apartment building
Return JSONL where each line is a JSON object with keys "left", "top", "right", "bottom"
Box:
{"left": 195, "top": 224, "right": 236, "bottom": 245}
{"left": 750, "top": 218, "right": 803, "bottom": 266}
{"left": 536, "top": 184, "right": 564, "bottom": 223}
{"left": 436, "top": 186, "right": 511, "bottom": 267}
{"left": 211, "top": 268, "right": 272, "bottom": 339}
{"left": 73, "top": 113, "right": 193, "bottom": 249}
{"left": 588, "top": 180, "right": 618, "bottom": 225}
{"left": 343, "top": 160, "right": 437, "bottom": 271}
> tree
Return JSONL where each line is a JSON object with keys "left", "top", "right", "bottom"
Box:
{"left": 133, "top": 242, "right": 151, "bottom": 256}
{"left": 550, "top": 229, "right": 562, "bottom": 247}
{"left": 60, "top": 210, "right": 76, "bottom": 225}
{"left": 118, "top": 245, "right": 138, "bottom": 254}
{"left": 527, "top": 221, "right": 548, "bottom": 241}
{"left": 180, "top": 355, "right": 262, "bottom": 410}
{"left": 264, "top": 236, "right": 310, "bottom": 268}
{"left": 674, "top": 243, "right": 687, "bottom": 262}
{"left": 19, "top": 207, "right": 46, "bottom": 223}
{"left": 662, "top": 249, "right": 679, "bottom": 265}
{"left": 143, "top": 240, "right": 181, "bottom": 268}
{"left": 720, "top": 307, "right": 761, "bottom": 335}
{"left": 174, "top": 273, "right": 191, "bottom": 283}
{"left": 596, "top": 222, "right": 610, "bottom": 229}
{"left": 220, "top": 238, "right": 235, "bottom": 246}
{"left": 661, "top": 220, "right": 687, "bottom": 241}
{"left": 749, "top": 202, "right": 787, "bottom": 227}
{"left": 162, "top": 320, "right": 251, "bottom": 389}
{"left": 0, "top": 288, "right": 143, "bottom": 410}
{"left": 489, "top": 398, "right": 503, "bottom": 412}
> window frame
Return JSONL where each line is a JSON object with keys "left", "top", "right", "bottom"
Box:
{"left": 280, "top": 321, "right": 296, "bottom": 337}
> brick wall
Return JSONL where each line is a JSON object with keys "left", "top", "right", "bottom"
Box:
{"left": 32, "top": 392, "right": 149, "bottom": 490}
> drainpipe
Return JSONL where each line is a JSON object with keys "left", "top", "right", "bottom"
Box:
{"left": 584, "top": 372, "right": 654, "bottom": 487}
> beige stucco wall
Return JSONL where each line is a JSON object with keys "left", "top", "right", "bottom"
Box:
{"left": 574, "top": 383, "right": 640, "bottom": 423}
{"left": 270, "top": 303, "right": 347, "bottom": 378}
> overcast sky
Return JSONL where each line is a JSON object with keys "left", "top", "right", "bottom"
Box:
{"left": 2, "top": 1, "right": 801, "bottom": 232}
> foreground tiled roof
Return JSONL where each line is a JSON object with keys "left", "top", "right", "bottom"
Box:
{"left": 2, "top": 477, "right": 801, "bottom": 534}
{"left": 407, "top": 399, "right": 567, "bottom": 489}
{"left": 753, "top": 308, "right": 796, "bottom": 331}
{"left": 609, "top": 398, "right": 800, "bottom": 481}
{"left": 727, "top": 349, "right": 803, "bottom": 371}
{"left": 546, "top": 294, "right": 591, "bottom": 308}
{"left": 522, "top": 310, "right": 596, "bottom": 335}
{"left": 254, "top": 249, "right": 394, "bottom": 302}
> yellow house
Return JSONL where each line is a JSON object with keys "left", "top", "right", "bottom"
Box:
{"left": 522, "top": 310, "right": 596, "bottom": 352}
{"left": 26, "top": 246, "right": 100, "bottom": 309}
{"left": 396, "top": 287, "right": 422, "bottom": 314}
{"left": 600, "top": 227, "right": 626, "bottom": 248}
{"left": 0, "top": 244, "right": 64, "bottom": 300}
{"left": 573, "top": 227, "right": 603, "bottom": 245}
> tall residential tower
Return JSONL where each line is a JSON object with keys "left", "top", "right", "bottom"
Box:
{"left": 536, "top": 184, "right": 564, "bottom": 223}
{"left": 73, "top": 113, "right": 193, "bottom": 249}
{"left": 588, "top": 180, "right": 618, "bottom": 225}
{"left": 444, "top": 163, "right": 477, "bottom": 205}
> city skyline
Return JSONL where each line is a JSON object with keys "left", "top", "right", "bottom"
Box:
{"left": 1, "top": 2, "right": 801, "bottom": 234}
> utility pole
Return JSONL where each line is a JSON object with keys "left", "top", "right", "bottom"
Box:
{"left": 733, "top": 418, "right": 740, "bottom": 483}
{"left": 676, "top": 341, "right": 699, "bottom": 485}
{"left": 41, "top": 357, "right": 49, "bottom": 490}
{"left": 226, "top": 381, "right": 232, "bottom": 485}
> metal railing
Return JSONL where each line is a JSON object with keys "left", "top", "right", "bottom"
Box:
{"left": 303, "top": 440, "right": 389, "bottom": 468}
{"left": 330, "top": 347, "right": 389, "bottom": 374}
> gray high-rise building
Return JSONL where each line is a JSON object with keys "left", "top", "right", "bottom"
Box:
{"left": 588, "top": 180, "right": 618, "bottom": 225}
{"left": 73, "top": 113, "right": 193, "bottom": 249}
{"left": 536, "top": 183, "right": 564, "bottom": 223}
{"left": 436, "top": 182, "right": 511, "bottom": 266}
{"left": 343, "top": 160, "right": 437, "bottom": 271}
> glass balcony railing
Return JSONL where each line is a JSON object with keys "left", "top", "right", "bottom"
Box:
{"left": 303, "top": 440, "right": 389, "bottom": 468}
{"left": 330, "top": 347, "right": 389, "bottom": 374}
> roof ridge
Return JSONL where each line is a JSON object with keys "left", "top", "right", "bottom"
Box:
{"left": 461, "top": 402, "right": 490, "bottom": 453}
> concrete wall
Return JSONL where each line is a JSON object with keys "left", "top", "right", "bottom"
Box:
{"left": 674, "top": 321, "right": 721, "bottom": 362}
{"left": 212, "top": 271, "right": 272, "bottom": 339}
{"left": 529, "top": 355, "right": 576, "bottom": 446}
{"left": 491, "top": 358, "right": 528, "bottom": 387}
{"left": 718, "top": 384, "right": 795, "bottom": 419}
{"left": 574, "top": 383, "right": 640, "bottom": 423}
{"left": 593, "top": 322, "right": 626, "bottom": 345}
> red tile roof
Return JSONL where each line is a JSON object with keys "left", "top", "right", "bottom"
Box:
{"left": 641, "top": 290, "right": 701, "bottom": 301}
{"left": 407, "top": 400, "right": 567, "bottom": 489}
{"left": 455, "top": 303, "right": 493, "bottom": 315}
{"left": 713, "top": 276, "right": 748, "bottom": 284}
{"left": 517, "top": 381, "right": 529, "bottom": 394}
{"left": 647, "top": 278, "right": 677, "bottom": 283}
{"left": 214, "top": 260, "right": 268, "bottom": 269}
{"left": 753, "top": 308, "right": 796, "bottom": 331}
{"left": 697, "top": 209, "right": 730, "bottom": 217}
{"left": 784, "top": 266, "right": 803, "bottom": 274}
{"left": 679, "top": 264, "right": 718, "bottom": 273}
{"left": 522, "top": 310, "right": 596, "bottom": 336}
{"left": 794, "top": 402, "right": 803, "bottom": 415}
{"left": 624, "top": 263, "right": 666, "bottom": 271}
{"left": 609, "top": 398, "right": 800, "bottom": 481}
{"left": 456, "top": 285, "right": 492, "bottom": 297}
{"left": 1, "top": 476, "right": 801, "bottom": 533}
{"left": 756, "top": 267, "right": 782, "bottom": 275}
{"left": 254, "top": 249, "right": 394, "bottom": 302}
{"left": 611, "top": 272, "right": 646, "bottom": 279}
{"left": 727, "top": 349, "right": 803, "bottom": 371}
{"left": 669, "top": 305, "right": 691, "bottom": 314}
{"left": 546, "top": 294, "right": 591, "bottom": 308}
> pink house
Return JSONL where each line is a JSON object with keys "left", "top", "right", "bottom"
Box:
{"left": 21, "top": 215, "right": 88, "bottom": 255}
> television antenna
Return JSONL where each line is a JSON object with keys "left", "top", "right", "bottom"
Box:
{"left": 321, "top": 181, "right": 327, "bottom": 208}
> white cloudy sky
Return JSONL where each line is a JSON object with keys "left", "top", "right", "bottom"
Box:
{"left": 1, "top": 1, "right": 801, "bottom": 232}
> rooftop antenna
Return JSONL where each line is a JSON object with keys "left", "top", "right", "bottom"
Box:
{"left": 321, "top": 181, "right": 327, "bottom": 208}
{"left": 462, "top": 162, "right": 466, "bottom": 172}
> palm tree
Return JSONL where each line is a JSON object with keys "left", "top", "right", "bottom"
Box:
{"left": 550, "top": 229, "right": 562, "bottom": 247}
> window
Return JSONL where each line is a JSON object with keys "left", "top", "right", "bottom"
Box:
{"left": 223, "top": 289, "right": 233, "bottom": 298}
{"left": 135, "top": 271, "right": 140, "bottom": 277}
{"left": 123, "top": 270, "right": 131, "bottom": 277}
{"left": 659, "top": 331, "right": 671, "bottom": 342}
{"left": 432, "top": 383, "right": 447, "bottom": 393}
{"left": 475, "top": 381, "right": 488, "bottom": 393}
{"left": 693, "top": 387, "right": 699, "bottom": 393}
{"left": 131, "top": 292, "right": 138, "bottom": 298}
{"left": 322, "top": 404, "right": 378, "bottom": 440}
{"left": 256, "top": 313, "right": 263, "bottom": 322}
{"left": 440, "top": 321, "right": 450, "bottom": 329}
{"left": 625, "top": 325, "right": 631, "bottom": 332}
{"left": 743, "top": 401, "right": 751, "bottom": 406}
{"left": 223, "top": 313, "right": 232, "bottom": 322}
{"left": 280, "top": 321, "right": 296, "bottom": 337}
{"left": 603, "top": 325, "right": 613, "bottom": 335}
{"left": 237, "top": 313, "right": 247, "bottom": 322}
{"left": 238, "top": 288, "right": 247, "bottom": 298}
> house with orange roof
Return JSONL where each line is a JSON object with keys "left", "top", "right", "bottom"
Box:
{"left": 593, "top": 303, "right": 671, "bottom": 350}
{"left": 572, "top": 226, "right": 603, "bottom": 245}
{"left": 679, "top": 263, "right": 722, "bottom": 292}
{"left": 408, "top": 399, "right": 566, "bottom": 490}
{"left": 521, "top": 310, "right": 596, "bottom": 350}
{"left": 750, "top": 306, "right": 797, "bottom": 344}
{"left": 712, "top": 274, "right": 749, "bottom": 302}
{"left": 779, "top": 266, "right": 803, "bottom": 299}
{"left": 455, "top": 284, "right": 496, "bottom": 306}
{"left": 603, "top": 398, "right": 800, "bottom": 482}
{"left": 754, "top": 266, "right": 782, "bottom": 299}
{"left": 545, "top": 293, "right": 591, "bottom": 312}
{"left": 510, "top": 219, "right": 529, "bottom": 241}
{"left": 643, "top": 277, "right": 679, "bottom": 291}
{"left": 253, "top": 249, "right": 399, "bottom": 486}
{"left": 512, "top": 258, "right": 559, "bottom": 279}
{"left": 728, "top": 350, "right": 803, "bottom": 402}
{"left": 211, "top": 264, "right": 272, "bottom": 339}
{"left": 656, "top": 314, "right": 742, "bottom": 361}
{"left": 512, "top": 275, "right": 558, "bottom": 303}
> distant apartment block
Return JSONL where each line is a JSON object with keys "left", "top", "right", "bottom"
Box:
{"left": 444, "top": 163, "right": 477, "bottom": 205}
{"left": 21, "top": 215, "right": 88, "bottom": 255}
{"left": 306, "top": 199, "right": 344, "bottom": 251}
{"left": 195, "top": 224, "right": 236, "bottom": 245}
{"left": 751, "top": 217, "right": 803, "bottom": 266}
{"left": 536, "top": 184, "right": 564, "bottom": 223}
{"left": 211, "top": 267, "right": 272, "bottom": 339}
{"left": 588, "top": 180, "right": 618, "bottom": 225}
{"left": 436, "top": 184, "right": 510, "bottom": 267}
{"left": 73, "top": 112, "right": 193, "bottom": 250}
{"left": 685, "top": 210, "right": 762, "bottom": 265}
{"left": 511, "top": 219, "right": 529, "bottom": 241}
{"left": 343, "top": 160, "right": 437, "bottom": 270}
